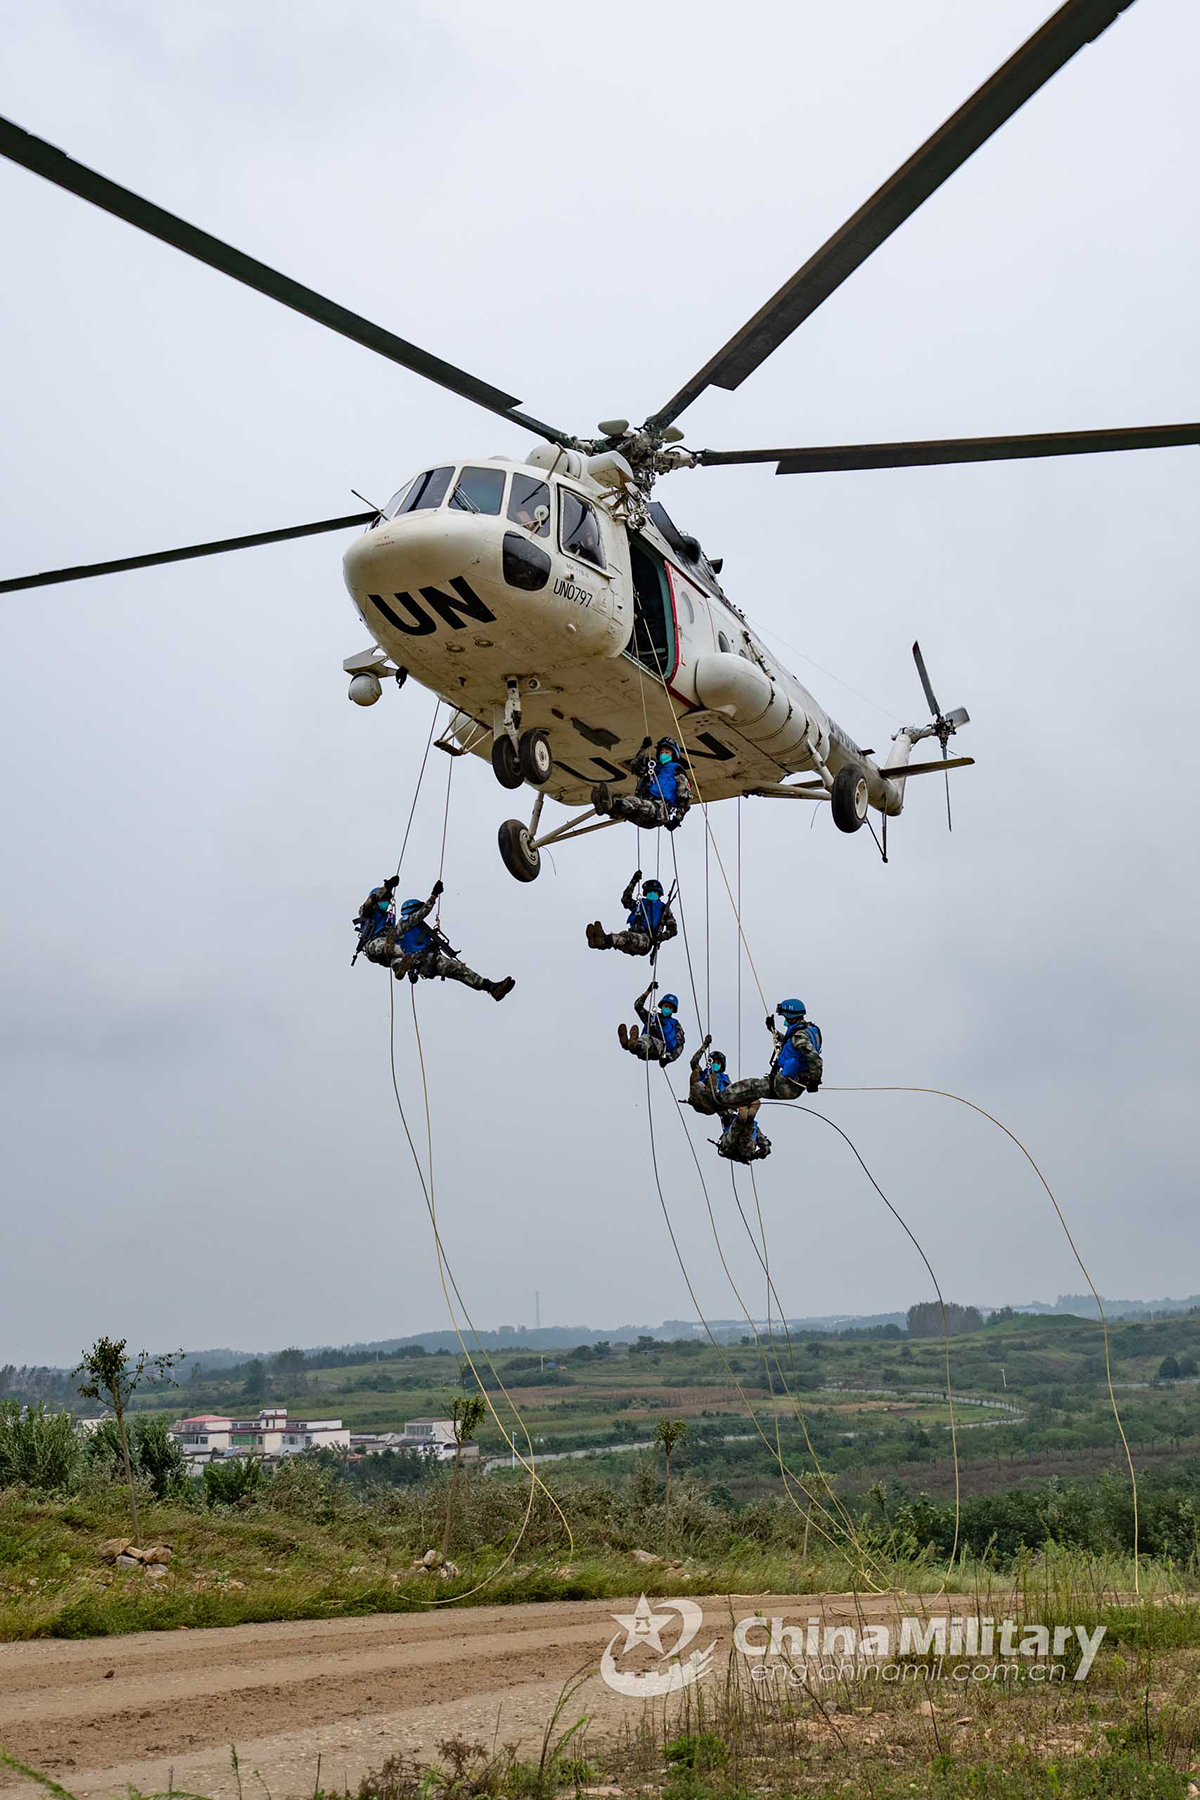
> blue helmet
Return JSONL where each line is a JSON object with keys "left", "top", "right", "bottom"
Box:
{"left": 401, "top": 898, "right": 424, "bottom": 916}
{"left": 708, "top": 1049, "right": 727, "bottom": 1072}
{"left": 778, "top": 997, "right": 806, "bottom": 1018}
{"left": 657, "top": 736, "right": 683, "bottom": 761}
{"left": 659, "top": 993, "right": 679, "bottom": 1014}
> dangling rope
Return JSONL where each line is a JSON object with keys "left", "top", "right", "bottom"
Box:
{"left": 662, "top": 1075, "right": 885, "bottom": 1572}
{"left": 643, "top": 1055, "right": 890, "bottom": 1583}
{"left": 393, "top": 699, "right": 442, "bottom": 880}
{"left": 766, "top": 1104, "right": 962, "bottom": 1582}
{"left": 663, "top": 814, "right": 945, "bottom": 1579}
{"left": 644, "top": 655, "right": 1132, "bottom": 1589}
{"left": 374, "top": 703, "right": 572, "bottom": 1599}
{"left": 651, "top": 675, "right": 963, "bottom": 1583}
{"left": 821, "top": 1084, "right": 1140, "bottom": 1592}
{"left": 385, "top": 984, "right": 572, "bottom": 1602}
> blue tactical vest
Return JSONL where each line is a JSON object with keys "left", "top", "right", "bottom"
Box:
{"left": 628, "top": 892, "right": 666, "bottom": 936}
{"left": 399, "top": 919, "right": 435, "bottom": 957}
{"left": 360, "top": 890, "right": 394, "bottom": 941}
{"left": 654, "top": 1011, "right": 682, "bottom": 1054}
{"left": 640, "top": 758, "right": 683, "bottom": 806}
{"left": 705, "top": 1065, "right": 730, "bottom": 1104}
{"left": 776, "top": 1020, "right": 822, "bottom": 1082}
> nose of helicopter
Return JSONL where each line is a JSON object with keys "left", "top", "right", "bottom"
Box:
{"left": 342, "top": 512, "right": 474, "bottom": 597}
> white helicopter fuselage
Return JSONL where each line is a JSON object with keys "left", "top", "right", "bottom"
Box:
{"left": 341, "top": 447, "right": 915, "bottom": 819}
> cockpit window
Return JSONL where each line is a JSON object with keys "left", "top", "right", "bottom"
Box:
{"left": 394, "top": 466, "right": 454, "bottom": 514}
{"left": 560, "top": 490, "right": 605, "bottom": 569}
{"left": 383, "top": 478, "right": 416, "bottom": 518}
{"left": 449, "top": 466, "right": 505, "bottom": 515}
{"left": 508, "top": 474, "right": 552, "bottom": 537}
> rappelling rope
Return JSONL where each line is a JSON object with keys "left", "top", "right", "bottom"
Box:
{"left": 386, "top": 983, "right": 572, "bottom": 1601}
{"left": 654, "top": 683, "right": 962, "bottom": 1585}
{"left": 766, "top": 1104, "right": 963, "bottom": 1584}
{"left": 393, "top": 699, "right": 442, "bottom": 881}
{"left": 378, "top": 704, "right": 572, "bottom": 1598}
{"left": 664, "top": 824, "right": 900, "bottom": 1574}
{"left": 661, "top": 1074, "right": 886, "bottom": 1572}
{"left": 643, "top": 1055, "right": 889, "bottom": 1583}
{"left": 821, "top": 1084, "right": 1140, "bottom": 1592}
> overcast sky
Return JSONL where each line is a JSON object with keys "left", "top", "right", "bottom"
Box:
{"left": 2, "top": 0, "right": 1197, "bottom": 1367}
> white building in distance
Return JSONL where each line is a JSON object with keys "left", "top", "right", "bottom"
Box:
{"left": 171, "top": 1408, "right": 349, "bottom": 1465}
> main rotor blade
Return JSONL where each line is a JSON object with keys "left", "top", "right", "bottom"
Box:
{"left": 0, "top": 512, "right": 375, "bottom": 594}
{"left": 697, "top": 423, "right": 1200, "bottom": 473}
{"left": 0, "top": 116, "right": 571, "bottom": 445}
{"left": 912, "top": 641, "right": 941, "bottom": 719}
{"left": 644, "top": 0, "right": 1139, "bottom": 433}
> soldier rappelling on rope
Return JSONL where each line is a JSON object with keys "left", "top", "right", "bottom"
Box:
{"left": 591, "top": 737, "right": 692, "bottom": 832}
{"left": 586, "top": 870, "right": 677, "bottom": 958}
{"left": 711, "top": 999, "right": 823, "bottom": 1108}
{"left": 687, "top": 1036, "right": 772, "bottom": 1162}
{"left": 618, "top": 981, "right": 685, "bottom": 1064}
{"left": 354, "top": 878, "right": 515, "bottom": 1001}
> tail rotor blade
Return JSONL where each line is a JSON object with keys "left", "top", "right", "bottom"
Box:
{"left": 912, "top": 640, "right": 941, "bottom": 718}
{"left": 945, "top": 706, "right": 970, "bottom": 728}
{"left": 944, "top": 767, "right": 953, "bottom": 833}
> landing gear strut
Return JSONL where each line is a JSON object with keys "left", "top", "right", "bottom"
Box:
{"left": 490, "top": 680, "right": 554, "bottom": 790}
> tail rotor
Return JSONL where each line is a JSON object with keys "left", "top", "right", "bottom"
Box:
{"left": 912, "top": 641, "right": 970, "bottom": 831}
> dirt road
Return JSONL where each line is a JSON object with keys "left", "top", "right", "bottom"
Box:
{"left": 0, "top": 1591, "right": 970, "bottom": 1799}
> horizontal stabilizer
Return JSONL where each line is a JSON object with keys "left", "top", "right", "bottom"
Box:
{"left": 883, "top": 756, "right": 975, "bottom": 779}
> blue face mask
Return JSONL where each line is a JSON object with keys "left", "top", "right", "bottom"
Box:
{"left": 660, "top": 1006, "right": 676, "bottom": 1020}
{"left": 659, "top": 750, "right": 673, "bottom": 764}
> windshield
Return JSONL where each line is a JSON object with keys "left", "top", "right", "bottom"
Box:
{"left": 449, "top": 466, "right": 506, "bottom": 514}
{"left": 392, "top": 466, "right": 454, "bottom": 515}
{"left": 507, "top": 473, "right": 552, "bottom": 537}
{"left": 560, "top": 489, "right": 605, "bottom": 569}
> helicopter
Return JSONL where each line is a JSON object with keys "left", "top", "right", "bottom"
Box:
{"left": 2, "top": 0, "right": 1197, "bottom": 885}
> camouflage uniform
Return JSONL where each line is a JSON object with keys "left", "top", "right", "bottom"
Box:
{"left": 390, "top": 894, "right": 497, "bottom": 993}
{"left": 622, "top": 991, "right": 686, "bottom": 1066}
{"left": 354, "top": 881, "right": 398, "bottom": 966}
{"left": 687, "top": 1043, "right": 728, "bottom": 1115}
{"left": 595, "top": 747, "right": 692, "bottom": 831}
{"left": 593, "top": 874, "right": 678, "bottom": 958}
{"left": 716, "top": 1018, "right": 823, "bottom": 1108}
{"left": 716, "top": 1110, "right": 773, "bottom": 1163}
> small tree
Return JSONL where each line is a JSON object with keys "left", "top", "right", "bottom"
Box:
{"left": 1178, "top": 1353, "right": 1198, "bottom": 1378}
{"left": 441, "top": 1393, "right": 486, "bottom": 1556}
{"left": 654, "top": 1418, "right": 689, "bottom": 1509}
{"left": 1158, "top": 1354, "right": 1181, "bottom": 1381}
{"left": 73, "top": 1338, "right": 182, "bottom": 1542}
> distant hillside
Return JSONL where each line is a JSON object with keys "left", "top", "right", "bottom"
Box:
{"left": 1015, "top": 1294, "right": 1200, "bottom": 1320}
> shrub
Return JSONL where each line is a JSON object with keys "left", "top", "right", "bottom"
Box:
{"left": 0, "top": 1401, "right": 81, "bottom": 1490}
{"left": 203, "top": 1456, "right": 268, "bottom": 1507}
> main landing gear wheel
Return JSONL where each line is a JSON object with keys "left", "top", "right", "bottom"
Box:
{"left": 498, "top": 818, "right": 541, "bottom": 882}
{"left": 831, "top": 763, "right": 870, "bottom": 833}
{"left": 518, "top": 727, "right": 552, "bottom": 786}
{"left": 491, "top": 733, "right": 523, "bottom": 789}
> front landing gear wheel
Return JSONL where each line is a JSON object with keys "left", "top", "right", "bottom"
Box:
{"left": 831, "top": 763, "right": 870, "bottom": 833}
{"left": 518, "top": 727, "right": 552, "bottom": 786}
{"left": 498, "top": 818, "right": 541, "bottom": 882}
{"left": 491, "top": 733, "right": 522, "bottom": 789}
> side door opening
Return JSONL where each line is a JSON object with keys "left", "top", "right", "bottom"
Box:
{"left": 627, "top": 536, "right": 677, "bottom": 679}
